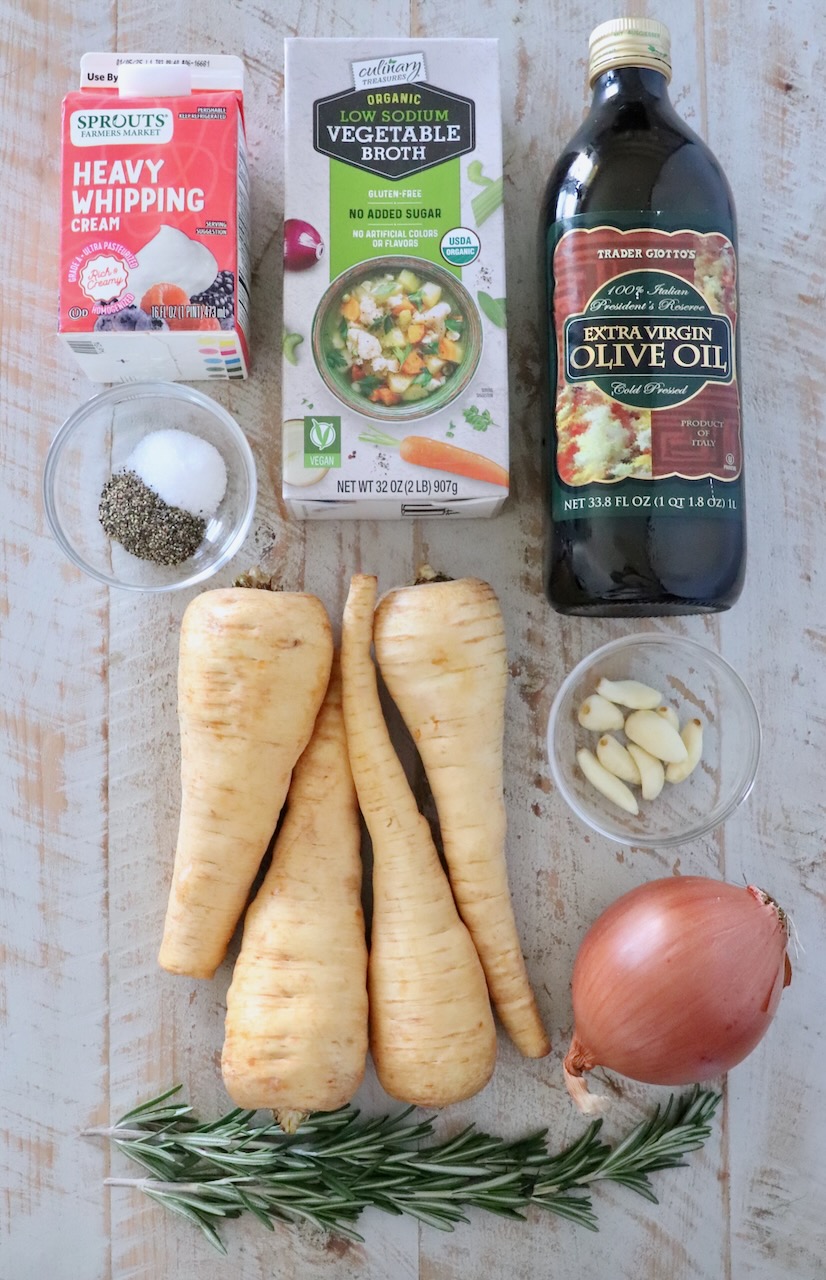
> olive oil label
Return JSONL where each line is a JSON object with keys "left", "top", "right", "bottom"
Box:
{"left": 549, "top": 221, "right": 742, "bottom": 519}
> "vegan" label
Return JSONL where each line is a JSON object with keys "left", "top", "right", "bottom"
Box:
{"left": 303, "top": 415, "right": 341, "bottom": 468}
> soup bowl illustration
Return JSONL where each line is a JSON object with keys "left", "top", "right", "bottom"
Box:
{"left": 311, "top": 256, "right": 483, "bottom": 422}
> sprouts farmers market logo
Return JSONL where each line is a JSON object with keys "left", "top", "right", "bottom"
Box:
{"left": 304, "top": 416, "right": 341, "bottom": 468}
{"left": 70, "top": 108, "right": 174, "bottom": 146}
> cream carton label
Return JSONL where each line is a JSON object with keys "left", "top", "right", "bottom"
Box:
{"left": 59, "top": 52, "right": 249, "bottom": 384}
{"left": 283, "top": 37, "right": 508, "bottom": 520}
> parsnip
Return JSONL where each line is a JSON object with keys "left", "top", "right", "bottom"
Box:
{"left": 222, "top": 657, "right": 368, "bottom": 1129}
{"left": 373, "top": 574, "right": 550, "bottom": 1059}
{"left": 159, "top": 587, "right": 333, "bottom": 979}
{"left": 341, "top": 574, "right": 496, "bottom": 1107}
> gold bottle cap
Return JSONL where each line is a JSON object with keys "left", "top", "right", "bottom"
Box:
{"left": 588, "top": 17, "right": 672, "bottom": 84}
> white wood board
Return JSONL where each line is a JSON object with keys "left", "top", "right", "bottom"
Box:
{"left": 1, "top": 1, "right": 824, "bottom": 1277}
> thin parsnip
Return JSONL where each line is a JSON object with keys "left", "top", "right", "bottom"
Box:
{"left": 158, "top": 586, "right": 333, "bottom": 979}
{"left": 373, "top": 574, "right": 550, "bottom": 1059}
{"left": 341, "top": 574, "right": 496, "bottom": 1107}
{"left": 222, "top": 657, "right": 368, "bottom": 1130}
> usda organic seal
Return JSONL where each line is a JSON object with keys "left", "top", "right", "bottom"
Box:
{"left": 440, "top": 227, "right": 480, "bottom": 266}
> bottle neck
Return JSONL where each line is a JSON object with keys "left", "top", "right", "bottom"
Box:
{"left": 590, "top": 65, "right": 672, "bottom": 109}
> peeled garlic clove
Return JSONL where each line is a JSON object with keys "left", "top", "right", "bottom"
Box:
{"left": 577, "top": 748, "right": 639, "bottom": 815}
{"left": 596, "top": 677, "right": 662, "bottom": 710}
{"left": 655, "top": 704, "right": 680, "bottom": 731}
{"left": 577, "top": 693, "right": 625, "bottom": 732}
{"left": 624, "top": 709, "right": 688, "bottom": 764}
{"left": 596, "top": 734, "right": 642, "bottom": 785}
{"left": 627, "top": 743, "right": 665, "bottom": 801}
{"left": 666, "top": 718, "right": 704, "bottom": 783}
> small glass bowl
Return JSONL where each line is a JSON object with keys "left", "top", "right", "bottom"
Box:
{"left": 43, "top": 382, "right": 257, "bottom": 592}
{"left": 547, "top": 632, "right": 761, "bottom": 847}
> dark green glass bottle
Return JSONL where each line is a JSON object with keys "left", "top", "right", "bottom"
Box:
{"left": 542, "top": 18, "right": 746, "bottom": 616}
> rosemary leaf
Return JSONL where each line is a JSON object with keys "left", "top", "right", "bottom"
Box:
{"left": 237, "top": 1188, "right": 277, "bottom": 1231}
{"left": 143, "top": 1190, "right": 229, "bottom": 1254}
{"left": 535, "top": 1195, "right": 598, "bottom": 1231}
{"left": 116, "top": 1084, "right": 188, "bottom": 1124}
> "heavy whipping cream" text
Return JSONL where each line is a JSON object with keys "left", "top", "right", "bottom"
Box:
{"left": 71, "top": 158, "right": 204, "bottom": 231}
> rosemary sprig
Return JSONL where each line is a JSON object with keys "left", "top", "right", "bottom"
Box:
{"left": 85, "top": 1086, "right": 720, "bottom": 1253}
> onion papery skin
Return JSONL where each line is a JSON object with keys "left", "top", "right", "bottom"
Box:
{"left": 565, "top": 877, "right": 790, "bottom": 1102}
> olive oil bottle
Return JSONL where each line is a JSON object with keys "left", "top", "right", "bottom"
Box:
{"left": 542, "top": 18, "right": 745, "bottom": 615}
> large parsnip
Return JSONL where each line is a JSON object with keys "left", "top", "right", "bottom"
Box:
{"left": 159, "top": 587, "right": 333, "bottom": 979}
{"left": 341, "top": 574, "right": 496, "bottom": 1107}
{"left": 373, "top": 575, "right": 550, "bottom": 1058}
{"left": 222, "top": 657, "right": 368, "bottom": 1129}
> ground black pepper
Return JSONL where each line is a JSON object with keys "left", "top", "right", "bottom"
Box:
{"left": 98, "top": 470, "right": 206, "bottom": 566}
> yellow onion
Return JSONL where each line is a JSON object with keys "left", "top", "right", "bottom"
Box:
{"left": 564, "top": 877, "right": 792, "bottom": 1112}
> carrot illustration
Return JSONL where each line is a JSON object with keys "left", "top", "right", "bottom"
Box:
{"left": 400, "top": 437, "right": 508, "bottom": 485}
{"left": 360, "top": 429, "right": 509, "bottom": 487}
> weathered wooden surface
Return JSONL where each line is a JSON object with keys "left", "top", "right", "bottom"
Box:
{"left": 2, "top": 1, "right": 824, "bottom": 1277}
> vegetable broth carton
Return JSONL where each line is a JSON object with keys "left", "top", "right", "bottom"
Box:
{"left": 59, "top": 53, "right": 250, "bottom": 382}
{"left": 283, "top": 39, "right": 508, "bottom": 518}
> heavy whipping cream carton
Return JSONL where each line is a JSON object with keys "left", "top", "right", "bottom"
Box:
{"left": 282, "top": 39, "right": 509, "bottom": 518}
{"left": 59, "top": 54, "right": 249, "bottom": 382}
